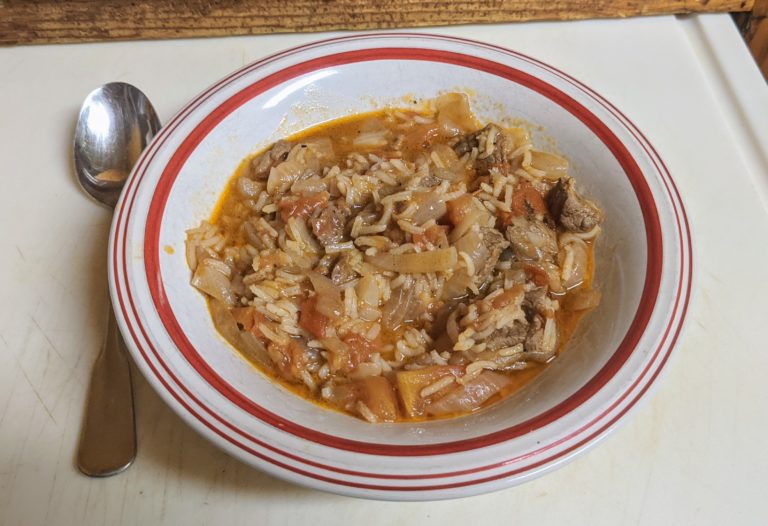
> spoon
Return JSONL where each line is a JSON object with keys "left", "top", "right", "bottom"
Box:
{"left": 73, "top": 82, "right": 161, "bottom": 476}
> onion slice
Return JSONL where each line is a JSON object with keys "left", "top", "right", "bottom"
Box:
{"left": 382, "top": 281, "right": 417, "bottom": 329}
{"left": 367, "top": 247, "right": 458, "bottom": 273}
{"left": 191, "top": 260, "right": 236, "bottom": 306}
{"left": 308, "top": 271, "right": 343, "bottom": 318}
{"left": 564, "top": 288, "right": 601, "bottom": 311}
{"left": 210, "top": 300, "right": 273, "bottom": 372}
{"left": 410, "top": 192, "right": 448, "bottom": 225}
{"left": 426, "top": 371, "right": 510, "bottom": 416}
{"left": 530, "top": 150, "right": 569, "bottom": 178}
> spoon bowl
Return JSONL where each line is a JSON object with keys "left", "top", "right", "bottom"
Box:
{"left": 74, "top": 82, "right": 161, "bottom": 207}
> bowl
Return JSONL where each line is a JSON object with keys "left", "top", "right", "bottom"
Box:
{"left": 109, "top": 33, "right": 692, "bottom": 500}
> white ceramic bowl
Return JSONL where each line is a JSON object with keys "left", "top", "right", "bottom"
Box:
{"left": 109, "top": 34, "right": 692, "bottom": 500}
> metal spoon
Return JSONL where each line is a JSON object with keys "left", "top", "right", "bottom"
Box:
{"left": 73, "top": 82, "right": 161, "bottom": 476}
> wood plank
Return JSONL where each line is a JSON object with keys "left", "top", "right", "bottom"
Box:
{"left": 0, "top": 0, "right": 754, "bottom": 46}
{"left": 742, "top": 0, "right": 768, "bottom": 78}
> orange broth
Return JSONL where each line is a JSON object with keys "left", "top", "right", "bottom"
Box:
{"left": 207, "top": 108, "right": 597, "bottom": 422}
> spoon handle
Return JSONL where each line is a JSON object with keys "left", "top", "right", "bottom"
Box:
{"left": 77, "top": 305, "right": 136, "bottom": 477}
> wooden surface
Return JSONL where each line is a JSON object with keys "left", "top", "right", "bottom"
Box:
{"left": 0, "top": 0, "right": 754, "bottom": 45}
{"left": 742, "top": 0, "right": 768, "bottom": 76}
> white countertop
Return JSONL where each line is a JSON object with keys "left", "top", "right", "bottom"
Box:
{"left": 2, "top": 13, "right": 767, "bottom": 525}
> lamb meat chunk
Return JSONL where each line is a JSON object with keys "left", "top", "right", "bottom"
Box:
{"left": 331, "top": 252, "right": 360, "bottom": 286}
{"left": 453, "top": 131, "right": 480, "bottom": 157}
{"left": 454, "top": 124, "right": 513, "bottom": 177}
{"left": 477, "top": 125, "right": 515, "bottom": 176}
{"left": 522, "top": 315, "right": 557, "bottom": 363}
{"left": 546, "top": 178, "right": 568, "bottom": 220}
{"left": 485, "top": 319, "right": 528, "bottom": 351}
{"left": 523, "top": 287, "right": 559, "bottom": 318}
{"left": 547, "top": 178, "right": 603, "bottom": 233}
{"left": 313, "top": 254, "right": 337, "bottom": 277}
{"left": 523, "top": 331, "right": 553, "bottom": 362}
{"left": 475, "top": 227, "right": 510, "bottom": 285}
{"left": 417, "top": 174, "right": 443, "bottom": 188}
{"left": 250, "top": 140, "right": 293, "bottom": 180}
{"left": 310, "top": 201, "right": 351, "bottom": 246}
{"left": 382, "top": 223, "right": 406, "bottom": 246}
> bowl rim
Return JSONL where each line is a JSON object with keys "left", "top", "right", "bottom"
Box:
{"left": 109, "top": 32, "right": 692, "bottom": 496}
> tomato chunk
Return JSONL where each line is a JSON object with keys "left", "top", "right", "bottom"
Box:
{"left": 355, "top": 376, "right": 399, "bottom": 422}
{"left": 343, "top": 334, "right": 378, "bottom": 370}
{"left": 508, "top": 181, "right": 548, "bottom": 220}
{"left": 277, "top": 191, "right": 329, "bottom": 222}
{"left": 232, "top": 307, "right": 269, "bottom": 340}
{"left": 396, "top": 365, "right": 463, "bottom": 417}
{"left": 413, "top": 224, "right": 448, "bottom": 249}
{"left": 299, "top": 296, "right": 329, "bottom": 339}
{"left": 446, "top": 194, "right": 475, "bottom": 225}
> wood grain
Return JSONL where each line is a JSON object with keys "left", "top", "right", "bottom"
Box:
{"left": 0, "top": 0, "right": 754, "bottom": 46}
{"left": 742, "top": 0, "right": 768, "bottom": 77}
